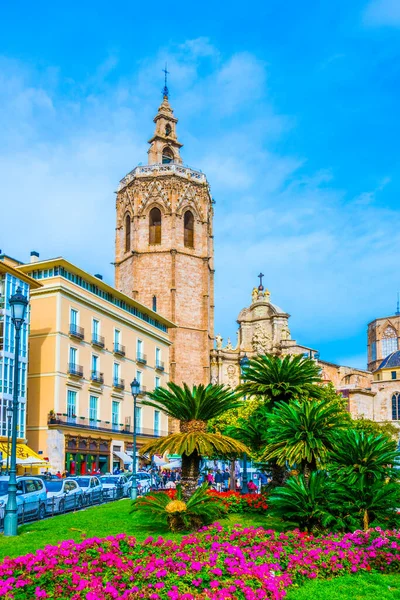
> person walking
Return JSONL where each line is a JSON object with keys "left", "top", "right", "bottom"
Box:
{"left": 222, "top": 469, "right": 230, "bottom": 491}
{"left": 206, "top": 471, "right": 214, "bottom": 487}
{"left": 214, "top": 469, "right": 223, "bottom": 492}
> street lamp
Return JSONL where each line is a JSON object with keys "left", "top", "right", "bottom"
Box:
{"left": 6, "top": 404, "right": 13, "bottom": 475}
{"left": 130, "top": 378, "right": 140, "bottom": 500}
{"left": 239, "top": 354, "right": 250, "bottom": 495}
{"left": 4, "top": 287, "right": 28, "bottom": 537}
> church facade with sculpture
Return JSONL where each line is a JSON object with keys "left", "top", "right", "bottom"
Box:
{"left": 113, "top": 80, "right": 400, "bottom": 436}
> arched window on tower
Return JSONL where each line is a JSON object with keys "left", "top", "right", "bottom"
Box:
{"left": 382, "top": 326, "right": 398, "bottom": 358}
{"left": 184, "top": 210, "right": 194, "bottom": 248}
{"left": 162, "top": 147, "right": 174, "bottom": 164}
{"left": 149, "top": 207, "right": 162, "bottom": 245}
{"left": 125, "top": 214, "right": 131, "bottom": 252}
{"left": 152, "top": 296, "right": 157, "bottom": 312}
{"left": 165, "top": 124, "right": 172, "bottom": 137}
{"left": 392, "top": 392, "right": 400, "bottom": 420}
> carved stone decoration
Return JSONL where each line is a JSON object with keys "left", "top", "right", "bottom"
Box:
{"left": 176, "top": 183, "right": 204, "bottom": 220}
{"left": 137, "top": 180, "right": 171, "bottom": 215}
{"left": 281, "top": 323, "right": 291, "bottom": 341}
{"left": 215, "top": 333, "right": 223, "bottom": 349}
{"left": 252, "top": 323, "right": 272, "bottom": 354}
{"left": 226, "top": 364, "right": 237, "bottom": 387}
{"left": 225, "top": 337, "right": 233, "bottom": 350}
{"left": 252, "top": 288, "right": 258, "bottom": 303}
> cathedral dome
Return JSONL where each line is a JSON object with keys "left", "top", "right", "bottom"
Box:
{"left": 376, "top": 350, "right": 400, "bottom": 371}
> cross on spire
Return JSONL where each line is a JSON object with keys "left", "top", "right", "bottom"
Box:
{"left": 258, "top": 272, "right": 264, "bottom": 290}
{"left": 162, "top": 63, "right": 170, "bottom": 98}
{"left": 396, "top": 292, "right": 400, "bottom": 316}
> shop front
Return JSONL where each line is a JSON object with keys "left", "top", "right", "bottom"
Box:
{"left": 65, "top": 434, "right": 110, "bottom": 475}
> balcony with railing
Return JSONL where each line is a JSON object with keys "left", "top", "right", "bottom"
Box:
{"left": 68, "top": 363, "right": 84, "bottom": 377}
{"left": 136, "top": 353, "right": 147, "bottom": 365}
{"left": 91, "top": 334, "right": 105, "bottom": 349}
{"left": 69, "top": 324, "right": 84, "bottom": 340}
{"left": 91, "top": 370, "right": 104, "bottom": 384}
{"left": 155, "top": 361, "right": 165, "bottom": 372}
{"left": 113, "top": 378, "right": 125, "bottom": 390}
{"left": 113, "top": 343, "right": 126, "bottom": 357}
{"left": 138, "top": 386, "right": 147, "bottom": 396}
{"left": 48, "top": 413, "right": 166, "bottom": 437}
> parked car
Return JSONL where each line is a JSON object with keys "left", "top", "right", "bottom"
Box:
{"left": 125, "top": 471, "right": 152, "bottom": 496}
{"left": 0, "top": 476, "right": 47, "bottom": 521}
{"left": 45, "top": 478, "right": 84, "bottom": 513}
{"left": 71, "top": 476, "right": 103, "bottom": 505}
{"left": 99, "top": 475, "right": 127, "bottom": 498}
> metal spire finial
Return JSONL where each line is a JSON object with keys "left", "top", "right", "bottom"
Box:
{"left": 396, "top": 292, "right": 400, "bottom": 316}
{"left": 162, "top": 63, "right": 170, "bottom": 98}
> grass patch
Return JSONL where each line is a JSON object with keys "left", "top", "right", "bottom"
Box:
{"left": 286, "top": 573, "right": 400, "bottom": 599}
{"left": 0, "top": 499, "right": 274, "bottom": 559}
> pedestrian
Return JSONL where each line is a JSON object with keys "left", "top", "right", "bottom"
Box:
{"left": 214, "top": 469, "right": 223, "bottom": 492}
{"left": 222, "top": 468, "right": 230, "bottom": 491}
{"left": 56, "top": 471, "right": 62, "bottom": 479}
{"left": 247, "top": 479, "right": 257, "bottom": 493}
{"left": 206, "top": 471, "right": 214, "bottom": 487}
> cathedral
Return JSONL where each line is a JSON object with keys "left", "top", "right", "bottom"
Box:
{"left": 113, "top": 84, "right": 399, "bottom": 434}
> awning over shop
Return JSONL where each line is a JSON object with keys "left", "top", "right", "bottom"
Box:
{"left": 113, "top": 450, "right": 133, "bottom": 464}
{"left": 0, "top": 442, "right": 49, "bottom": 466}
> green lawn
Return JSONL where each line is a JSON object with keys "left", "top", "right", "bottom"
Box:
{"left": 1, "top": 501, "right": 399, "bottom": 599}
{"left": 286, "top": 573, "right": 400, "bottom": 599}
{"left": 0, "top": 499, "right": 271, "bottom": 559}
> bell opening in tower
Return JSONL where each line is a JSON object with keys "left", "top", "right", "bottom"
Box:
{"left": 162, "top": 146, "right": 174, "bottom": 164}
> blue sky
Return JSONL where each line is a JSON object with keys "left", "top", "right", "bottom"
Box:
{"left": 1, "top": 0, "right": 399, "bottom": 369}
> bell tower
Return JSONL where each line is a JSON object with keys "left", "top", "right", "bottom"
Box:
{"left": 114, "top": 84, "right": 214, "bottom": 386}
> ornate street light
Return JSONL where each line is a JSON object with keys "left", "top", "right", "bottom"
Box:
{"left": 4, "top": 287, "right": 28, "bottom": 536}
{"left": 239, "top": 354, "right": 250, "bottom": 495}
{"left": 130, "top": 378, "right": 140, "bottom": 500}
{"left": 6, "top": 404, "right": 13, "bottom": 475}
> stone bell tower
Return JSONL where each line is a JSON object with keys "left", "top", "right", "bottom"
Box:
{"left": 114, "top": 84, "right": 214, "bottom": 386}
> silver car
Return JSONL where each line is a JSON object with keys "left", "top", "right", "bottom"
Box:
{"left": 0, "top": 476, "right": 47, "bottom": 521}
{"left": 99, "top": 475, "right": 127, "bottom": 498}
{"left": 126, "top": 471, "right": 152, "bottom": 496}
{"left": 71, "top": 476, "right": 103, "bottom": 505}
{"left": 45, "top": 478, "right": 84, "bottom": 513}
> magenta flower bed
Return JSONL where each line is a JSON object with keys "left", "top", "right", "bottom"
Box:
{"left": 0, "top": 525, "right": 400, "bottom": 599}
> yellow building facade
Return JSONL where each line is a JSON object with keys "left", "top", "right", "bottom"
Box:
{"left": 17, "top": 257, "right": 174, "bottom": 474}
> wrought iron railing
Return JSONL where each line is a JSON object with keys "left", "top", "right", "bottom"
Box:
{"left": 113, "top": 378, "right": 125, "bottom": 390}
{"left": 48, "top": 413, "right": 165, "bottom": 437}
{"left": 92, "top": 334, "right": 105, "bottom": 348}
{"left": 68, "top": 363, "right": 83, "bottom": 377}
{"left": 114, "top": 343, "right": 126, "bottom": 356}
{"left": 136, "top": 353, "right": 147, "bottom": 365}
{"left": 69, "top": 324, "right": 84, "bottom": 340}
{"left": 155, "top": 361, "right": 165, "bottom": 371}
{"left": 91, "top": 371, "right": 104, "bottom": 384}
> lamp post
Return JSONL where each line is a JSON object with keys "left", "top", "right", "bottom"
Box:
{"left": 4, "top": 287, "right": 28, "bottom": 537}
{"left": 6, "top": 404, "right": 12, "bottom": 475}
{"left": 239, "top": 354, "right": 250, "bottom": 495}
{"left": 130, "top": 378, "right": 140, "bottom": 500}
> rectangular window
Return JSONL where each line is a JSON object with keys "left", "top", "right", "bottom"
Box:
{"left": 114, "top": 329, "right": 120, "bottom": 345}
{"left": 67, "top": 390, "right": 77, "bottom": 423}
{"left": 371, "top": 341, "right": 377, "bottom": 362}
{"left": 154, "top": 410, "right": 160, "bottom": 435}
{"left": 21, "top": 363, "right": 26, "bottom": 398}
{"left": 113, "top": 362, "right": 120, "bottom": 383}
{"left": 392, "top": 371, "right": 397, "bottom": 380}
{"left": 155, "top": 376, "right": 160, "bottom": 389}
{"left": 92, "top": 319, "right": 99, "bottom": 337}
{"left": 137, "top": 339, "right": 142, "bottom": 356}
{"left": 19, "top": 402, "right": 25, "bottom": 438}
{"left": 89, "top": 396, "right": 98, "bottom": 425}
{"left": 112, "top": 401, "right": 119, "bottom": 430}
{"left": 70, "top": 308, "right": 78, "bottom": 326}
{"left": 155, "top": 348, "right": 161, "bottom": 365}
{"left": 92, "top": 354, "right": 98, "bottom": 374}
{"left": 8, "top": 359, "right": 14, "bottom": 395}
{"left": 136, "top": 370, "right": 142, "bottom": 386}
{"left": 69, "top": 347, "right": 77, "bottom": 366}
{"left": 135, "top": 406, "right": 142, "bottom": 433}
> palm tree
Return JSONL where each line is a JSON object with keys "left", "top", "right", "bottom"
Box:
{"left": 239, "top": 354, "right": 323, "bottom": 407}
{"left": 329, "top": 430, "right": 399, "bottom": 491}
{"left": 140, "top": 383, "right": 248, "bottom": 497}
{"left": 224, "top": 405, "right": 270, "bottom": 457}
{"left": 261, "top": 398, "right": 347, "bottom": 476}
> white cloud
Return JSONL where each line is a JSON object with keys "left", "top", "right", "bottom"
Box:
{"left": 0, "top": 39, "right": 398, "bottom": 368}
{"left": 363, "top": 0, "right": 400, "bottom": 26}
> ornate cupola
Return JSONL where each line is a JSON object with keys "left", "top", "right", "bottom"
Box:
{"left": 147, "top": 81, "right": 183, "bottom": 165}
